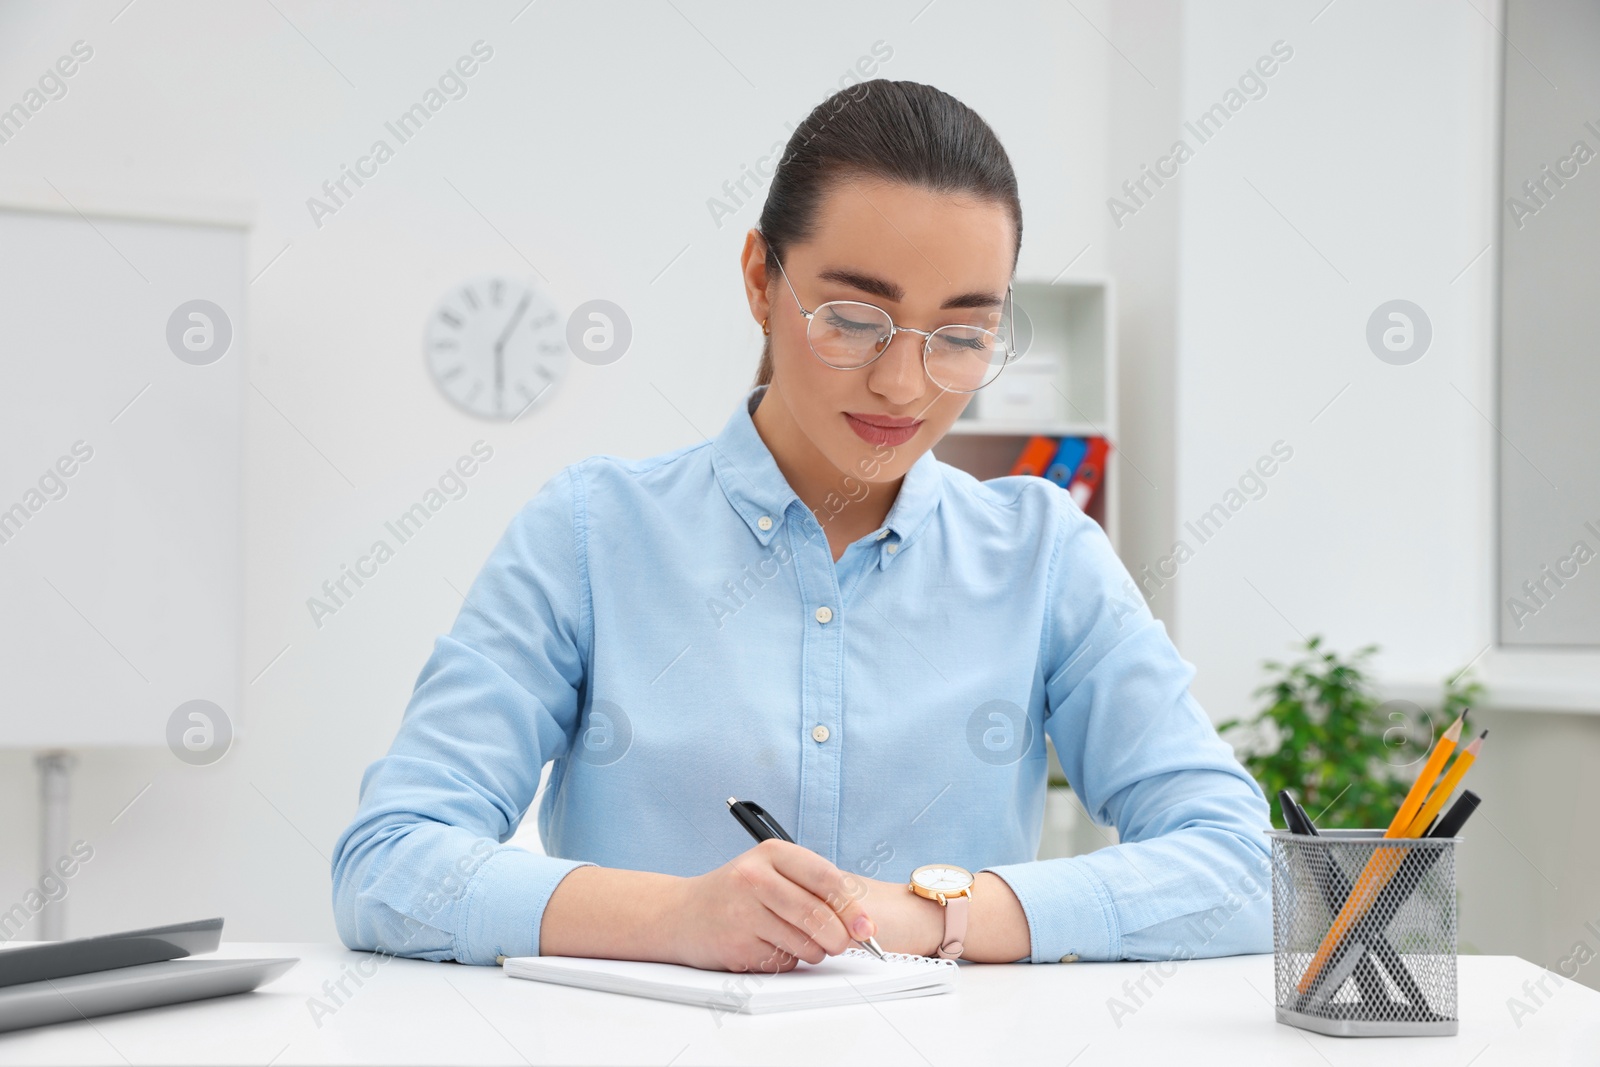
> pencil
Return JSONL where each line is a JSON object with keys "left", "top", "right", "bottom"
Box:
{"left": 1295, "top": 712, "right": 1467, "bottom": 994}
{"left": 1389, "top": 712, "right": 1466, "bottom": 834}
{"left": 1404, "top": 730, "right": 1487, "bottom": 838}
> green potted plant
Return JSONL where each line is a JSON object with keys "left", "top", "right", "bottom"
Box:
{"left": 1217, "top": 636, "right": 1483, "bottom": 830}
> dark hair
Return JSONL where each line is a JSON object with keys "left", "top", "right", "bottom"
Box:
{"left": 753, "top": 80, "right": 1023, "bottom": 388}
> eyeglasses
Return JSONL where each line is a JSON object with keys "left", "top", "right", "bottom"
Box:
{"left": 766, "top": 244, "right": 1018, "bottom": 394}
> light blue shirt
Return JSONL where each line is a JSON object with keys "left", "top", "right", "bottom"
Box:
{"left": 331, "top": 384, "right": 1273, "bottom": 966}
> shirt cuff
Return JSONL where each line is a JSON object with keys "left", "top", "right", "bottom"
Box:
{"left": 453, "top": 846, "right": 596, "bottom": 965}
{"left": 980, "top": 858, "right": 1120, "bottom": 964}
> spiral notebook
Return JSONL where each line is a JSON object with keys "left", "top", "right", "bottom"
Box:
{"left": 502, "top": 948, "right": 957, "bottom": 1014}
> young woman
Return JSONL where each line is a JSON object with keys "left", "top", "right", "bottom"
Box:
{"left": 332, "top": 80, "right": 1273, "bottom": 973}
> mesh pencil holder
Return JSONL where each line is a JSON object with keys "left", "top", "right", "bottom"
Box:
{"left": 1269, "top": 829, "right": 1459, "bottom": 1037}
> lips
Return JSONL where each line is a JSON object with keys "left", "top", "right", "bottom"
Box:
{"left": 845, "top": 412, "right": 923, "bottom": 447}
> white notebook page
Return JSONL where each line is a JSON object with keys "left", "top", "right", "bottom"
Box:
{"left": 503, "top": 948, "right": 957, "bottom": 1014}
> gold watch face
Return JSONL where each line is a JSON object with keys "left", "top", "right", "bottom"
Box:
{"left": 911, "top": 864, "right": 973, "bottom": 893}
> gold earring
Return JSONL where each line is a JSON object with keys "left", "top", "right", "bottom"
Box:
{"left": 761, "top": 317, "right": 770, "bottom": 336}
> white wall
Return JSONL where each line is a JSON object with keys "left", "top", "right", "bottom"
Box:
{"left": 1168, "top": 2, "right": 1500, "bottom": 710}
{"left": 0, "top": 0, "right": 1110, "bottom": 944}
{"left": 1107, "top": 0, "right": 1505, "bottom": 707}
{"left": 1106, "top": 0, "right": 1182, "bottom": 635}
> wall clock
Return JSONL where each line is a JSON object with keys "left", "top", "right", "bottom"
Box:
{"left": 424, "top": 276, "right": 568, "bottom": 420}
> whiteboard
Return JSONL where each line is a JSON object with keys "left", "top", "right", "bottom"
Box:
{"left": 0, "top": 205, "right": 244, "bottom": 748}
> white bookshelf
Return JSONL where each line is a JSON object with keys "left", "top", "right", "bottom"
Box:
{"left": 933, "top": 278, "right": 1118, "bottom": 550}
{"left": 944, "top": 420, "right": 1106, "bottom": 437}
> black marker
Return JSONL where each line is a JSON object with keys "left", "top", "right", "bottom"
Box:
{"left": 1427, "top": 789, "right": 1481, "bottom": 838}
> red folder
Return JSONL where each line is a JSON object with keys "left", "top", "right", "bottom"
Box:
{"left": 1067, "top": 437, "right": 1110, "bottom": 509}
{"left": 1009, "top": 435, "right": 1059, "bottom": 477}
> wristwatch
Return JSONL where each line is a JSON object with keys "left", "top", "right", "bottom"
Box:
{"left": 908, "top": 863, "right": 974, "bottom": 960}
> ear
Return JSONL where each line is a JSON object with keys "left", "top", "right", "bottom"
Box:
{"left": 740, "top": 228, "right": 774, "bottom": 330}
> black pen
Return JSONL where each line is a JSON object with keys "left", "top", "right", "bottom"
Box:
{"left": 1279, "top": 790, "right": 1396, "bottom": 1007}
{"left": 1277, "top": 789, "right": 1313, "bottom": 835}
{"left": 726, "top": 797, "right": 887, "bottom": 960}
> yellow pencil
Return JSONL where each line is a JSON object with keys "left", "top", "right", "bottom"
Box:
{"left": 1405, "top": 730, "right": 1487, "bottom": 837}
{"left": 1295, "top": 712, "right": 1467, "bottom": 994}
{"left": 1388, "top": 712, "right": 1465, "bottom": 834}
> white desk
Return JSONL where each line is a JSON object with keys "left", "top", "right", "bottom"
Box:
{"left": 2, "top": 943, "right": 1596, "bottom": 1065}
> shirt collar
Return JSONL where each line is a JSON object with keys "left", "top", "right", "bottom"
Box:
{"left": 710, "top": 384, "right": 944, "bottom": 566}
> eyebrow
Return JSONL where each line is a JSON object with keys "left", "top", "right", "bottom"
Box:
{"left": 816, "top": 267, "right": 1004, "bottom": 310}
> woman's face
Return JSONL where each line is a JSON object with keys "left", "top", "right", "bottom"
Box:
{"left": 744, "top": 176, "right": 1016, "bottom": 486}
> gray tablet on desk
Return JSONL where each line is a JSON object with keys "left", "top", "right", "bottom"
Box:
{"left": 0, "top": 917, "right": 223, "bottom": 988}
{"left": 0, "top": 957, "right": 298, "bottom": 1032}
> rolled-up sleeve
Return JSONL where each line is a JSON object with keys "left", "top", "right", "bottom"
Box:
{"left": 331, "top": 463, "right": 597, "bottom": 965}
{"left": 981, "top": 496, "right": 1273, "bottom": 964}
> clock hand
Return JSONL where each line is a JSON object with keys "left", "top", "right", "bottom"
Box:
{"left": 494, "top": 293, "right": 532, "bottom": 356}
{"left": 493, "top": 294, "right": 531, "bottom": 412}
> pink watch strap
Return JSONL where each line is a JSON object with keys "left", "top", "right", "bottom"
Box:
{"left": 937, "top": 893, "right": 969, "bottom": 960}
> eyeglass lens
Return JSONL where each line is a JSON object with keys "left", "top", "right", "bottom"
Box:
{"left": 808, "top": 301, "right": 1010, "bottom": 392}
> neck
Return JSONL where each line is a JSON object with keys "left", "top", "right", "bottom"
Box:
{"left": 751, "top": 383, "right": 902, "bottom": 536}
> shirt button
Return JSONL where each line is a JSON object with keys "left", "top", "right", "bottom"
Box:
{"left": 814, "top": 606, "right": 833, "bottom": 624}
{"left": 1059, "top": 953, "right": 1080, "bottom": 963}
{"left": 757, "top": 515, "right": 773, "bottom": 531}
{"left": 885, "top": 544, "right": 898, "bottom": 555}
{"left": 811, "top": 724, "right": 830, "bottom": 743}
{"left": 875, "top": 529, "right": 889, "bottom": 541}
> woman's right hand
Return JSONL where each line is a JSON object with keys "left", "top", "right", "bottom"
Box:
{"left": 667, "top": 838, "right": 879, "bottom": 973}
